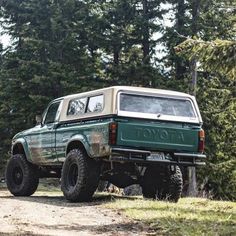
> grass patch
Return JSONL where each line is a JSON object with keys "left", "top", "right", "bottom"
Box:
{"left": 105, "top": 197, "right": 236, "bottom": 236}
{"left": 37, "top": 180, "right": 61, "bottom": 192}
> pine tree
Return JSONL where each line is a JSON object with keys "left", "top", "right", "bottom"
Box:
{"left": 99, "top": 0, "right": 155, "bottom": 85}
{"left": 176, "top": 39, "right": 236, "bottom": 79}
{"left": 174, "top": 0, "right": 236, "bottom": 200}
{"left": 0, "top": 0, "right": 99, "bottom": 173}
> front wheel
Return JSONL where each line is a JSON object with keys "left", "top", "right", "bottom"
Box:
{"left": 5, "top": 154, "right": 39, "bottom": 196}
{"left": 61, "top": 149, "right": 100, "bottom": 202}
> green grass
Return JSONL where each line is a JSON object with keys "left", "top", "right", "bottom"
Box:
{"left": 105, "top": 197, "right": 236, "bottom": 236}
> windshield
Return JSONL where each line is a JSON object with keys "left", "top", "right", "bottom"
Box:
{"left": 119, "top": 93, "right": 196, "bottom": 118}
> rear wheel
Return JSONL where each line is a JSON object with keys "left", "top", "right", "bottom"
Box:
{"left": 142, "top": 165, "right": 183, "bottom": 202}
{"left": 167, "top": 166, "right": 183, "bottom": 202}
{"left": 61, "top": 149, "right": 100, "bottom": 202}
{"left": 5, "top": 154, "right": 39, "bottom": 196}
{"left": 142, "top": 165, "right": 165, "bottom": 199}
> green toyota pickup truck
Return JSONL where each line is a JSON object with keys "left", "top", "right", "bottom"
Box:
{"left": 5, "top": 86, "right": 206, "bottom": 202}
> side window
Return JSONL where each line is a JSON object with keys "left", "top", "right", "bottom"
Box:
{"left": 44, "top": 102, "right": 60, "bottom": 124}
{"left": 87, "top": 95, "right": 104, "bottom": 113}
{"left": 67, "top": 97, "right": 87, "bottom": 116}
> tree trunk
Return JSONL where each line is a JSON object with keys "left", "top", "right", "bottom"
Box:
{"left": 113, "top": 49, "right": 119, "bottom": 65}
{"left": 175, "top": 0, "right": 186, "bottom": 80}
{"left": 142, "top": 0, "right": 150, "bottom": 64}
{"left": 190, "top": 58, "right": 197, "bottom": 96}
{"left": 190, "top": 0, "right": 200, "bottom": 95}
{"left": 189, "top": 58, "right": 197, "bottom": 197}
{"left": 187, "top": 167, "right": 198, "bottom": 196}
{"left": 187, "top": 0, "right": 200, "bottom": 197}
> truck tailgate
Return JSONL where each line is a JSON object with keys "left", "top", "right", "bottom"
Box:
{"left": 116, "top": 120, "right": 199, "bottom": 152}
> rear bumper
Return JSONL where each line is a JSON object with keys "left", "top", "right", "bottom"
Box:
{"left": 110, "top": 148, "right": 206, "bottom": 166}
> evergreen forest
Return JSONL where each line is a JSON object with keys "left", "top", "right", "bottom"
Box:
{"left": 0, "top": 0, "right": 235, "bottom": 200}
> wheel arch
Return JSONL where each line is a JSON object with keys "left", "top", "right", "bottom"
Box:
{"left": 66, "top": 136, "right": 91, "bottom": 157}
{"left": 12, "top": 139, "right": 31, "bottom": 161}
{"left": 12, "top": 143, "right": 25, "bottom": 155}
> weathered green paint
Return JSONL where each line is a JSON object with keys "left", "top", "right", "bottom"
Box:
{"left": 12, "top": 123, "right": 59, "bottom": 164}
{"left": 116, "top": 119, "right": 200, "bottom": 152}
{"left": 56, "top": 120, "right": 111, "bottom": 162}
{"left": 12, "top": 118, "right": 112, "bottom": 165}
{"left": 12, "top": 115, "right": 202, "bottom": 166}
{"left": 12, "top": 114, "right": 202, "bottom": 166}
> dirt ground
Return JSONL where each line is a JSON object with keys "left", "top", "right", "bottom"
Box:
{"left": 0, "top": 189, "right": 148, "bottom": 236}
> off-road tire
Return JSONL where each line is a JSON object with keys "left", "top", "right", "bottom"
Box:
{"left": 142, "top": 165, "right": 183, "bottom": 203}
{"left": 5, "top": 154, "right": 39, "bottom": 196}
{"left": 97, "top": 180, "right": 108, "bottom": 192}
{"left": 142, "top": 165, "right": 166, "bottom": 199}
{"left": 167, "top": 166, "right": 183, "bottom": 202}
{"left": 61, "top": 149, "right": 100, "bottom": 202}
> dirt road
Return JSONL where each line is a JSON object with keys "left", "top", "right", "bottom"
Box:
{"left": 0, "top": 189, "right": 147, "bottom": 236}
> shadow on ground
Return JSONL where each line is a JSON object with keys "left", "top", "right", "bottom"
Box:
{"left": 0, "top": 188, "right": 140, "bottom": 208}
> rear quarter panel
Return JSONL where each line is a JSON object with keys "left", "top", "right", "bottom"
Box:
{"left": 56, "top": 119, "right": 111, "bottom": 162}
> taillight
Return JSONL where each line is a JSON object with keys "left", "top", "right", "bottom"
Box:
{"left": 198, "top": 129, "right": 205, "bottom": 153}
{"left": 109, "top": 122, "right": 117, "bottom": 145}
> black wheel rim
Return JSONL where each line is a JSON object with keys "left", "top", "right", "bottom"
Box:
{"left": 68, "top": 163, "right": 78, "bottom": 187}
{"left": 12, "top": 167, "right": 23, "bottom": 185}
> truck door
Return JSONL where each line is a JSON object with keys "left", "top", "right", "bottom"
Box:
{"left": 27, "top": 100, "right": 62, "bottom": 164}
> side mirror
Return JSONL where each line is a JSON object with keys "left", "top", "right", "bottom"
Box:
{"left": 35, "top": 115, "right": 42, "bottom": 125}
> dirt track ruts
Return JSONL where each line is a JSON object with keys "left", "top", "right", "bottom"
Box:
{"left": 0, "top": 190, "right": 148, "bottom": 236}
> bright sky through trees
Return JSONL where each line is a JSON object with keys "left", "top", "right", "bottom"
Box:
{"left": 0, "top": 33, "right": 10, "bottom": 46}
